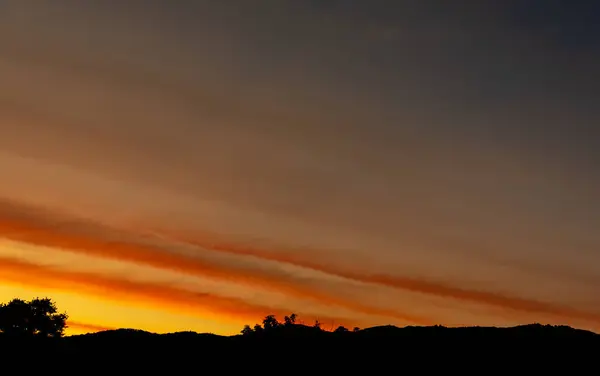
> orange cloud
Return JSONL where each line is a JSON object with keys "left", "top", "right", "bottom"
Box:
{"left": 0, "top": 255, "right": 359, "bottom": 329}
{"left": 3, "top": 199, "right": 599, "bottom": 326}
{"left": 0, "top": 200, "right": 430, "bottom": 325}
{"left": 160, "top": 230, "right": 600, "bottom": 324}
{"left": 68, "top": 321, "right": 115, "bottom": 334}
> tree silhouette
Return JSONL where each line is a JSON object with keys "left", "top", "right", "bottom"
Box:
{"left": 253, "top": 324, "right": 263, "bottom": 333}
{"left": 241, "top": 325, "right": 254, "bottom": 336}
{"left": 284, "top": 313, "right": 297, "bottom": 326}
{"left": 262, "top": 315, "right": 280, "bottom": 331}
{"left": 0, "top": 297, "right": 68, "bottom": 338}
{"left": 241, "top": 314, "right": 301, "bottom": 335}
{"left": 334, "top": 325, "right": 349, "bottom": 333}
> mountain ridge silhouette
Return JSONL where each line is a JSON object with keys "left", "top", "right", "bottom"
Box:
{"left": 1, "top": 322, "right": 597, "bottom": 371}
{"left": 65, "top": 322, "right": 600, "bottom": 339}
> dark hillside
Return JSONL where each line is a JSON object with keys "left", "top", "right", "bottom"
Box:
{"left": 1, "top": 323, "right": 597, "bottom": 372}
{"left": 0, "top": 298, "right": 597, "bottom": 370}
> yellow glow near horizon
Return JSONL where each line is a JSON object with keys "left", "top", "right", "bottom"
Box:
{"left": 0, "top": 284, "right": 244, "bottom": 336}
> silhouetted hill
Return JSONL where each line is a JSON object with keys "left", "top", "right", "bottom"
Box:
{"left": 2, "top": 323, "right": 598, "bottom": 371}
{"left": 357, "top": 323, "right": 599, "bottom": 339}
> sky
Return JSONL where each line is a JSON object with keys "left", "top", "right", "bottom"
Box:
{"left": 0, "top": 0, "right": 599, "bottom": 335}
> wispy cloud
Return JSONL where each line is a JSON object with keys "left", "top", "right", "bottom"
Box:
{"left": 0, "top": 0, "right": 599, "bottom": 335}
{"left": 0, "top": 199, "right": 428, "bottom": 325}
{"left": 0, "top": 255, "right": 360, "bottom": 329}
{"left": 68, "top": 321, "right": 116, "bottom": 334}
{"left": 1, "top": 198, "right": 599, "bottom": 326}
{"left": 153, "top": 229, "right": 600, "bottom": 324}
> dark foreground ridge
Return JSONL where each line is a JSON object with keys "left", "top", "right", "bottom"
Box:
{"left": 1, "top": 298, "right": 598, "bottom": 370}
{"left": 2, "top": 323, "right": 599, "bottom": 370}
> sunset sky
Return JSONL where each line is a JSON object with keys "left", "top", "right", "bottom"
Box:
{"left": 1, "top": 1, "right": 599, "bottom": 336}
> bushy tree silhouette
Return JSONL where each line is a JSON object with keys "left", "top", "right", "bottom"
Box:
{"left": 253, "top": 324, "right": 263, "bottom": 334}
{"left": 242, "top": 313, "right": 303, "bottom": 335}
{"left": 334, "top": 325, "right": 349, "bottom": 333}
{"left": 241, "top": 325, "right": 254, "bottom": 336}
{"left": 284, "top": 313, "right": 297, "bottom": 326}
{"left": 262, "top": 315, "right": 280, "bottom": 331}
{"left": 0, "top": 297, "right": 68, "bottom": 338}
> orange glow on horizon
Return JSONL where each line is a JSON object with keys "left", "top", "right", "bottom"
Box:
{"left": 0, "top": 253, "right": 365, "bottom": 335}
{"left": 0, "top": 205, "right": 598, "bottom": 336}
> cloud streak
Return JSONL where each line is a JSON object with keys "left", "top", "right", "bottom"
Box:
{"left": 151, "top": 230, "right": 600, "bottom": 324}
{"left": 0, "top": 255, "right": 360, "bottom": 329}
{"left": 0, "top": 1, "right": 599, "bottom": 334}
{"left": 68, "top": 321, "right": 116, "bottom": 334}
{"left": 1, "top": 199, "right": 599, "bottom": 326}
{"left": 0, "top": 199, "right": 429, "bottom": 325}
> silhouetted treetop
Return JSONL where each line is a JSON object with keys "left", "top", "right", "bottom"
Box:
{"left": 0, "top": 297, "right": 68, "bottom": 338}
{"left": 262, "top": 315, "right": 280, "bottom": 331}
{"left": 334, "top": 325, "right": 349, "bottom": 333}
{"left": 284, "top": 313, "right": 297, "bottom": 326}
{"left": 240, "top": 313, "right": 326, "bottom": 336}
{"left": 241, "top": 325, "right": 253, "bottom": 336}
